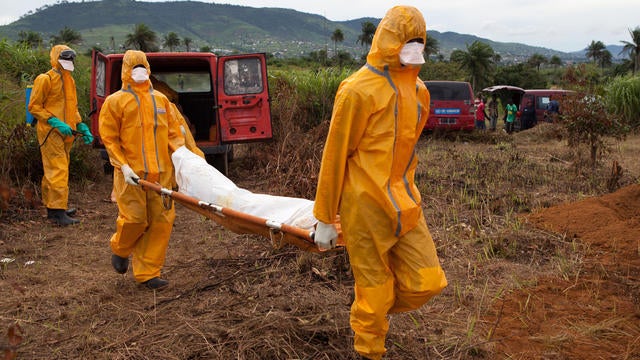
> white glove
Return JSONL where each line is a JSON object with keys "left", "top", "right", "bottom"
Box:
{"left": 314, "top": 221, "right": 338, "bottom": 250}
{"left": 120, "top": 164, "right": 140, "bottom": 186}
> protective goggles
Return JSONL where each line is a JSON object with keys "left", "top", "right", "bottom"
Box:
{"left": 59, "top": 49, "right": 77, "bottom": 61}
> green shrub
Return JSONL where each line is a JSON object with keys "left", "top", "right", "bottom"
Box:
{"left": 605, "top": 75, "right": 640, "bottom": 129}
{"left": 269, "top": 67, "right": 352, "bottom": 131}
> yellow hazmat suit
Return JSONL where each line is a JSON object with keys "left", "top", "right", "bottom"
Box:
{"left": 28, "top": 45, "right": 82, "bottom": 211}
{"left": 313, "top": 6, "right": 447, "bottom": 359}
{"left": 99, "top": 50, "right": 185, "bottom": 283}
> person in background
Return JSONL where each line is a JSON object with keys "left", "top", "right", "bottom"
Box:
{"left": 28, "top": 44, "right": 94, "bottom": 226}
{"left": 505, "top": 98, "right": 518, "bottom": 134}
{"left": 520, "top": 98, "right": 536, "bottom": 130}
{"left": 545, "top": 95, "right": 560, "bottom": 123}
{"left": 312, "top": 6, "right": 447, "bottom": 360}
{"left": 487, "top": 93, "right": 499, "bottom": 131}
{"left": 99, "top": 50, "right": 185, "bottom": 290}
{"left": 474, "top": 96, "right": 488, "bottom": 130}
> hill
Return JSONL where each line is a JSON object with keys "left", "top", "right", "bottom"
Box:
{"left": 0, "top": 0, "right": 584, "bottom": 61}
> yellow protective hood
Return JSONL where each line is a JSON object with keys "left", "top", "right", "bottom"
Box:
{"left": 121, "top": 50, "right": 151, "bottom": 89}
{"left": 49, "top": 44, "right": 72, "bottom": 71}
{"left": 366, "top": 6, "right": 426, "bottom": 69}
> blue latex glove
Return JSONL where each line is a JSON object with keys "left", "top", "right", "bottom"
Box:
{"left": 47, "top": 117, "right": 73, "bottom": 137}
{"left": 76, "top": 122, "right": 94, "bottom": 145}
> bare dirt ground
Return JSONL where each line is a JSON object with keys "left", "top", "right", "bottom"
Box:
{"left": 1, "top": 128, "right": 639, "bottom": 359}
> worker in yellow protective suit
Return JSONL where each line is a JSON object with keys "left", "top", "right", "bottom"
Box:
{"left": 99, "top": 50, "right": 185, "bottom": 290}
{"left": 107, "top": 75, "right": 203, "bottom": 203}
{"left": 313, "top": 6, "right": 447, "bottom": 359}
{"left": 28, "top": 44, "right": 94, "bottom": 226}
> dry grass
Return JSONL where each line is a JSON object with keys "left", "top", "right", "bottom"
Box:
{"left": 1, "top": 125, "right": 639, "bottom": 359}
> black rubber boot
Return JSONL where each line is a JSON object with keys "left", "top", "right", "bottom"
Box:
{"left": 111, "top": 254, "right": 129, "bottom": 274}
{"left": 47, "top": 208, "right": 80, "bottom": 226}
{"left": 143, "top": 277, "right": 169, "bottom": 290}
{"left": 66, "top": 208, "right": 77, "bottom": 217}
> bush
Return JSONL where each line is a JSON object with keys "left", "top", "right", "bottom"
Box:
{"left": 561, "top": 92, "right": 629, "bottom": 168}
{"left": 269, "top": 67, "right": 352, "bottom": 131}
{"left": 605, "top": 75, "right": 640, "bottom": 129}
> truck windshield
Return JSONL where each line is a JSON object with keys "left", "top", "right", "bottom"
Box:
{"left": 153, "top": 72, "right": 211, "bottom": 93}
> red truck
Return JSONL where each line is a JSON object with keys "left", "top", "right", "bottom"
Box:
{"left": 89, "top": 51, "right": 272, "bottom": 175}
{"left": 423, "top": 80, "right": 476, "bottom": 131}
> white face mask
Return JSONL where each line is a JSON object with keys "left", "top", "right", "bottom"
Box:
{"left": 399, "top": 42, "right": 425, "bottom": 65}
{"left": 59, "top": 59, "right": 74, "bottom": 72}
{"left": 131, "top": 67, "right": 149, "bottom": 83}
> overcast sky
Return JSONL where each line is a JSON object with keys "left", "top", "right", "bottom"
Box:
{"left": 2, "top": 0, "right": 639, "bottom": 52}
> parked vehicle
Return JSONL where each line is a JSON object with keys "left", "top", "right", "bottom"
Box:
{"left": 516, "top": 89, "right": 574, "bottom": 130}
{"left": 90, "top": 51, "right": 273, "bottom": 175}
{"left": 424, "top": 80, "right": 475, "bottom": 131}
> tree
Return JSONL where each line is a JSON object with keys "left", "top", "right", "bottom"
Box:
{"left": 450, "top": 41, "right": 496, "bottom": 92}
{"left": 163, "top": 32, "right": 180, "bottom": 52}
{"left": 17, "top": 31, "right": 43, "bottom": 49}
{"left": 50, "top": 26, "right": 82, "bottom": 46}
{"left": 620, "top": 26, "right": 640, "bottom": 75}
{"left": 125, "top": 23, "right": 158, "bottom": 52}
{"left": 527, "top": 53, "right": 547, "bottom": 71}
{"left": 183, "top": 37, "right": 192, "bottom": 52}
{"left": 559, "top": 63, "right": 627, "bottom": 168}
{"left": 330, "top": 28, "right": 344, "bottom": 57}
{"left": 494, "top": 63, "right": 546, "bottom": 89}
{"left": 424, "top": 36, "right": 439, "bottom": 61}
{"left": 598, "top": 50, "right": 613, "bottom": 68}
{"left": 549, "top": 55, "right": 563, "bottom": 67}
{"left": 586, "top": 40, "right": 606, "bottom": 65}
{"left": 357, "top": 21, "right": 376, "bottom": 50}
{"left": 562, "top": 92, "right": 628, "bottom": 168}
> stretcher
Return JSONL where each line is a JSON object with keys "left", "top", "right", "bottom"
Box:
{"left": 137, "top": 179, "right": 343, "bottom": 253}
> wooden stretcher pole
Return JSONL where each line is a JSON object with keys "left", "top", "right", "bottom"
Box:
{"left": 136, "top": 179, "right": 337, "bottom": 253}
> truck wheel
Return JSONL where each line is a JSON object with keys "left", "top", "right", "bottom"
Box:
{"left": 207, "top": 153, "right": 229, "bottom": 176}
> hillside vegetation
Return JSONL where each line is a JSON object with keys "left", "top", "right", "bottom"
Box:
{"left": 0, "top": 0, "right": 576, "bottom": 60}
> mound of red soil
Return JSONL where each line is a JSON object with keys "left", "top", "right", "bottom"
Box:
{"left": 488, "top": 185, "right": 640, "bottom": 359}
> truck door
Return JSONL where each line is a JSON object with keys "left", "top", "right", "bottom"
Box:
{"left": 89, "top": 50, "right": 112, "bottom": 148}
{"left": 216, "top": 54, "right": 272, "bottom": 143}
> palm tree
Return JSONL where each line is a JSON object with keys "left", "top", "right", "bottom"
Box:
{"left": 50, "top": 26, "right": 82, "bottom": 46}
{"left": 357, "top": 21, "right": 376, "bottom": 50}
{"left": 163, "top": 32, "right": 180, "bottom": 52}
{"left": 183, "top": 37, "right": 192, "bottom": 52}
{"left": 527, "top": 53, "right": 547, "bottom": 71}
{"left": 330, "top": 28, "right": 344, "bottom": 57}
{"left": 620, "top": 27, "right": 640, "bottom": 74}
{"left": 599, "top": 50, "right": 613, "bottom": 68}
{"left": 450, "top": 41, "right": 495, "bottom": 92}
{"left": 586, "top": 40, "right": 606, "bottom": 65}
{"left": 125, "top": 23, "right": 158, "bottom": 52}
{"left": 549, "top": 55, "right": 563, "bottom": 68}
{"left": 18, "top": 31, "right": 43, "bottom": 49}
{"left": 424, "top": 36, "right": 439, "bottom": 61}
